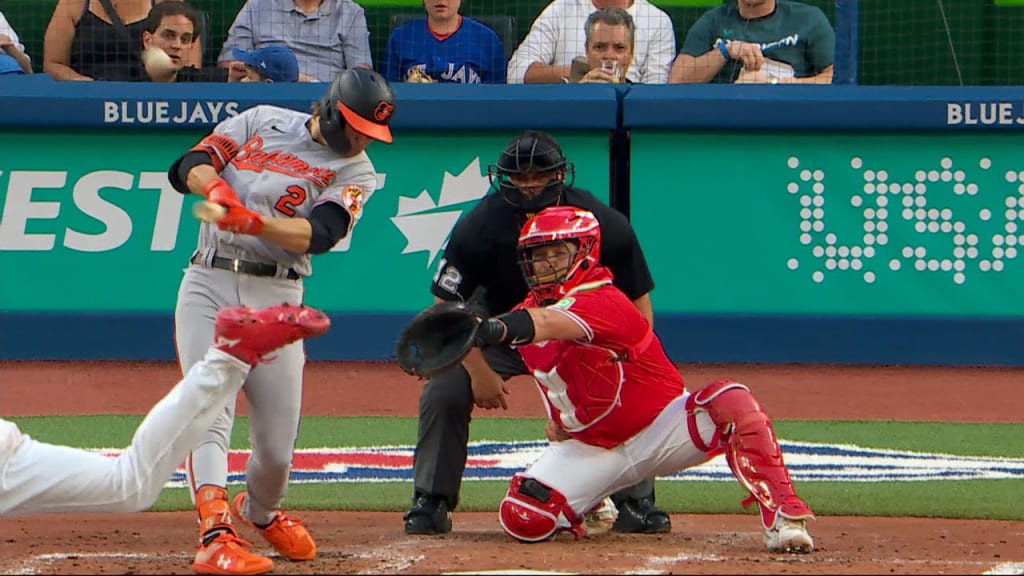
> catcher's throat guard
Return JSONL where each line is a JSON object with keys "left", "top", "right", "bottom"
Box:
{"left": 395, "top": 301, "right": 481, "bottom": 379}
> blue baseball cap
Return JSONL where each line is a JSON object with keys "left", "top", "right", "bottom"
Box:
{"left": 232, "top": 45, "right": 299, "bottom": 83}
{"left": 0, "top": 54, "right": 26, "bottom": 75}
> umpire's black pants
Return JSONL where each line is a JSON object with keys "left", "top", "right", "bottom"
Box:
{"left": 411, "top": 344, "right": 656, "bottom": 509}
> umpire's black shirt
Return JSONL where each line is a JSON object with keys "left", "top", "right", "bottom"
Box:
{"left": 430, "top": 187, "right": 655, "bottom": 315}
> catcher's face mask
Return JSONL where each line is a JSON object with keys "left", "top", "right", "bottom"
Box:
{"left": 529, "top": 242, "right": 576, "bottom": 283}
{"left": 517, "top": 207, "right": 601, "bottom": 305}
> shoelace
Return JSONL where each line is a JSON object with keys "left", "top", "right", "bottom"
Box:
{"left": 207, "top": 532, "right": 258, "bottom": 549}
{"left": 271, "top": 511, "right": 306, "bottom": 528}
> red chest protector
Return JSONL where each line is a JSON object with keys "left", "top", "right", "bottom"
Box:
{"left": 521, "top": 309, "right": 657, "bottom": 445}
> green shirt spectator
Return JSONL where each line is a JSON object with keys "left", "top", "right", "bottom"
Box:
{"left": 670, "top": 0, "right": 834, "bottom": 85}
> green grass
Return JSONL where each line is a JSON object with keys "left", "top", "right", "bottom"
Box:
{"left": 13, "top": 416, "right": 1023, "bottom": 457}
{"left": 774, "top": 420, "right": 1024, "bottom": 458}
{"left": 9, "top": 416, "right": 1024, "bottom": 520}
{"left": 144, "top": 479, "right": 1024, "bottom": 521}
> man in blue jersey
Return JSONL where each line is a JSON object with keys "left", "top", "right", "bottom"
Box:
{"left": 384, "top": 0, "right": 506, "bottom": 83}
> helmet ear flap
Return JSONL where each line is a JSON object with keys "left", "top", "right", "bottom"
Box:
{"left": 319, "top": 97, "right": 352, "bottom": 155}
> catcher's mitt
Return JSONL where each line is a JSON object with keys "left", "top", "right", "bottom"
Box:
{"left": 396, "top": 301, "right": 480, "bottom": 379}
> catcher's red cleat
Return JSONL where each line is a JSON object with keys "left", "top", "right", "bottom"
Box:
{"left": 213, "top": 304, "right": 330, "bottom": 367}
{"left": 231, "top": 491, "right": 317, "bottom": 561}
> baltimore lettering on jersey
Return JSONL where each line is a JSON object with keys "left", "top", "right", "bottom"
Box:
{"left": 233, "top": 136, "right": 337, "bottom": 188}
{"left": 103, "top": 100, "right": 241, "bottom": 125}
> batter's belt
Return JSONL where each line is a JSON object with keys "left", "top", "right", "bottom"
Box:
{"left": 190, "top": 253, "right": 300, "bottom": 280}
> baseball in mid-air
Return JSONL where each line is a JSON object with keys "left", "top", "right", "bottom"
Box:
{"left": 193, "top": 201, "right": 228, "bottom": 224}
{"left": 141, "top": 47, "right": 175, "bottom": 79}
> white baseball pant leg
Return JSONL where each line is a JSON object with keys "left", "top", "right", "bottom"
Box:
{"left": 524, "top": 393, "right": 718, "bottom": 521}
{"left": 0, "top": 348, "right": 250, "bottom": 517}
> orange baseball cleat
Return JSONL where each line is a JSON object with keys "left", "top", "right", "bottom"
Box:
{"left": 191, "top": 531, "right": 274, "bottom": 575}
{"left": 231, "top": 491, "right": 317, "bottom": 561}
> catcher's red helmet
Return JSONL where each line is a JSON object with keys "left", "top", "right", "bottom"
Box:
{"left": 517, "top": 206, "right": 601, "bottom": 305}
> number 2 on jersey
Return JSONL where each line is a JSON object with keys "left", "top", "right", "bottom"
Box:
{"left": 433, "top": 258, "right": 463, "bottom": 296}
{"left": 274, "top": 185, "right": 307, "bottom": 217}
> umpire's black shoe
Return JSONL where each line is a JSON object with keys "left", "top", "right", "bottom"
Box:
{"left": 612, "top": 497, "right": 672, "bottom": 534}
{"left": 403, "top": 495, "right": 453, "bottom": 535}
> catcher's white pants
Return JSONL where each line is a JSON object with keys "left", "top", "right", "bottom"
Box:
{"left": 0, "top": 348, "right": 250, "bottom": 517}
{"left": 524, "top": 393, "right": 718, "bottom": 520}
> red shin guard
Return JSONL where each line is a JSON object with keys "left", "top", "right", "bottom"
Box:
{"left": 686, "top": 379, "right": 814, "bottom": 528}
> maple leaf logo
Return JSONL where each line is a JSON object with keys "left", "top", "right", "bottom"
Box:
{"left": 390, "top": 158, "right": 491, "bottom": 268}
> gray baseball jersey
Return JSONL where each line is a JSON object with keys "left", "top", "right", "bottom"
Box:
{"left": 192, "top": 104, "right": 375, "bottom": 276}
{"left": 174, "top": 104, "right": 380, "bottom": 532}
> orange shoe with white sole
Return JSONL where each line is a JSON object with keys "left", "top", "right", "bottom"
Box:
{"left": 231, "top": 491, "right": 317, "bottom": 561}
{"left": 191, "top": 531, "right": 274, "bottom": 575}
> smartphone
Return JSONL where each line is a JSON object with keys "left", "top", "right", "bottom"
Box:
{"left": 569, "top": 57, "right": 591, "bottom": 83}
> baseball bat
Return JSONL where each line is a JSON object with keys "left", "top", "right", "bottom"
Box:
{"left": 192, "top": 201, "right": 227, "bottom": 223}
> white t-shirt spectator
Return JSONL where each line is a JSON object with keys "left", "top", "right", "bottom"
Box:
{"left": 0, "top": 12, "right": 27, "bottom": 54}
{"left": 507, "top": 0, "right": 675, "bottom": 84}
{"left": 0, "top": 11, "right": 30, "bottom": 74}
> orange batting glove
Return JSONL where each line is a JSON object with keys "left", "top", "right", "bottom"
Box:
{"left": 202, "top": 176, "right": 243, "bottom": 208}
{"left": 217, "top": 205, "right": 265, "bottom": 236}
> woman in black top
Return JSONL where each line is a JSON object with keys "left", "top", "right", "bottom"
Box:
{"left": 44, "top": 0, "right": 200, "bottom": 81}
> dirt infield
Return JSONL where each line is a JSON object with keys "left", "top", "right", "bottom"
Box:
{"left": 2, "top": 360, "right": 1023, "bottom": 575}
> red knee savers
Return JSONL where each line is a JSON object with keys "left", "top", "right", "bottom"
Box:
{"left": 498, "top": 474, "right": 580, "bottom": 542}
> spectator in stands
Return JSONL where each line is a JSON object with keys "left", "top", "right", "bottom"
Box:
{"left": 43, "top": 0, "right": 201, "bottom": 81}
{"left": 507, "top": 0, "right": 674, "bottom": 84}
{"left": 572, "top": 8, "right": 634, "bottom": 83}
{"left": 670, "top": 0, "right": 834, "bottom": 85}
{"left": 140, "top": 0, "right": 223, "bottom": 81}
{"left": 0, "top": 11, "right": 34, "bottom": 74}
{"left": 217, "top": 0, "right": 372, "bottom": 82}
{"left": 383, "top": 0, "right": 505, "bottom": 84}
{"left": 232, "top": 45, "right": 300, "bottom": 82}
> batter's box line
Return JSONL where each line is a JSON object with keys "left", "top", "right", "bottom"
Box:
{"left": 631, "top": 552, "right": 1021, "bottom": 576}
{"left": 6, "top": 551, "right": 193, "bottom": 575}
{"left": 984, "top": 562, "right": 1024, "bottom": 575}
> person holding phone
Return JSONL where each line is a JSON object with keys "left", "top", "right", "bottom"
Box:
{"left": 507, "top": 0, "right": 673, "bottom": 84}
{"left": 574, "top": 8, "right": 632, "bottom": 84}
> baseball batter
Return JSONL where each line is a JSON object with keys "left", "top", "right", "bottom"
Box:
{"left": 0, "top": 304, "right": 329, "bottom": 519}
{"left": 166, "top": 68, "right": 395, "bottom": 575}
{"left": 471, "top": 206, "right": 816, "bottom": 552}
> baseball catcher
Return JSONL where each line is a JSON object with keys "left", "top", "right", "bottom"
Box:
{"left": 408, "top": 206, "right": 816, "bottom": 552}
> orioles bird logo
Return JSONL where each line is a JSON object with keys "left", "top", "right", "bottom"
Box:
{"left": 373, "top": 101, "right": 394, "bottom": 122}
{"left": 343, "top": 185, "right": 364, "bottom": 215}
